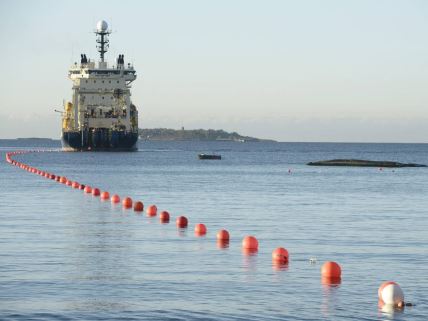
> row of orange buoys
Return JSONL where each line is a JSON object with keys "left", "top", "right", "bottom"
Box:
{"left": 5, "top": 150, "right": 411, "bottom": 310}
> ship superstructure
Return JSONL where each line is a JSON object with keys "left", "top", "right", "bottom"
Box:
{"left": 61, "top": 20, "right": 139, "bottom": 151}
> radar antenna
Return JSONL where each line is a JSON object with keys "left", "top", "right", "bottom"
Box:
{"left": 95, "top": 20, "right": 111, "bottom": 62}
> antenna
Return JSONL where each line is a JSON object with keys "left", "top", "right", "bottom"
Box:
{"left": 95, "top": 20, "right": 111, "bottom": 62}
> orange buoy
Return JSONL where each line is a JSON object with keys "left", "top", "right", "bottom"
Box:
{"left": 378, "top": 281, "right": 397, "bottom": 301}
{"left": 379, "top": 282, "right": 404, "bottom": 305}
{"left": 217, "top": 239, "right": 230, "bottom": 249}
{"left": 79, "top": 184, "right": 85, "bottom": 190}
{"left": 159, "top": 211, "right": 170, "bottom": 223}
{"left": 176, "top": 216, "right": 188, "bottom": 228}
{"left": 72, "top": 181, "right": 80, "bottom": 189}
{"left": 111, "top": 194, "right": 120, "bottom": 203}
{"left": 194, "top": 223, "right": 207, "bottom": 236}
{"left": 55, "top": 176, "right": 60, "bottom": 182}
{"left": 84, "top": 186, "right": 92, "bottom": 193}
{"left": 146, "top": 205, "right": 157, "bottom": 217}
{"left": 60, "top": 176, "right": 67, "bottom": 184}
{"left": 122, "top": 197, "right": 133, "bottom": 208}
{"left": 66, "top": 180, "right": 73, "bottom": 186}
{"left": 321, "top": 276, "right": 341, "bottom": 286}
{"left": 321, "top": 261, "right": 342, "bottom": 279}
{"left": 92, "top": 188, "right": 100, "bottom": 196}
{"left": 134, "top": 201, "right": 144, "bottom": 212}
{"left": 242, "top": 248, "right": 258, "bottom": 255}
{"left": 100, "top": 191, "right": 110, "bottom": 200}
{"left": 216, "top": 229, "right": 230, "bottom": 241}
{"left": 272, "top": 247, "right": 289, "bottom": 263}
{"left": 242, "top": 235, "right": 259, "bottom": 250}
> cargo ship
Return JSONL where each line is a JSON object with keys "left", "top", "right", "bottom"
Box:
{"left": 61, "top": 20, "right": 139, "bottom": 151}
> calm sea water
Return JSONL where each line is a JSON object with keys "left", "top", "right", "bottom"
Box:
{"left": 0, "top": 140, "right": 427, "bottom": 320}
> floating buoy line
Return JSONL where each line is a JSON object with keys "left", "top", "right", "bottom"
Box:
{"left": 5, "top": 149, "right": 413, "bottom": 310}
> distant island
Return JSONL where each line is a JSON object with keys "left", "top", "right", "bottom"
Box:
{"left": 4, "top": 129, "right": 274, "bottom": 144}
{"left": 138, "top": 128, "right": 275, "bottom": 142}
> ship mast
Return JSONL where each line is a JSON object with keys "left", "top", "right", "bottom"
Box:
{"left": 95, "top": 20, "right": 111, "bottom": 62}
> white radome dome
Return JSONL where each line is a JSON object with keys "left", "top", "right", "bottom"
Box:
{"left": 96, "top": 20, "right": 108, "bottom": 32}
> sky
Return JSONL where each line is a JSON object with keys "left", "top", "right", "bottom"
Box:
{"left": 0, "top": 0, "right": 427, "bottom": 142}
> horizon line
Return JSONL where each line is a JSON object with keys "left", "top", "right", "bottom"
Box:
{"left": 1, "top": 137, "right": 428, "bottom": 144}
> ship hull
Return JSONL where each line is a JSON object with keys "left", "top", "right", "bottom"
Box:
{"left": 62, "top": 129, "right": 138, "bottom": 151}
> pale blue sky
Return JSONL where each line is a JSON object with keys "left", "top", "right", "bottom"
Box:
{"left": 0, "top": 0, "right": 427, "bottom": 142}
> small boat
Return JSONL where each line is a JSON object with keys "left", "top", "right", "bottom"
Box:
{"left": 198, "top": 154, "right": 221, "bottom": 160}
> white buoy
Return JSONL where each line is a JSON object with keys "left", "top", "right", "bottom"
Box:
{"left": 381, "top": 283, "right": 404, "bottom": 305}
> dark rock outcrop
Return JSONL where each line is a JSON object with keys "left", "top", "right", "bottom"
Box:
{"left": 307, "top": 159, "right": 426, "bottom": 168}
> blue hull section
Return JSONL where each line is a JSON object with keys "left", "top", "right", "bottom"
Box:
{"left": 62, "top": 130, "right": 138, "bottom": 151}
